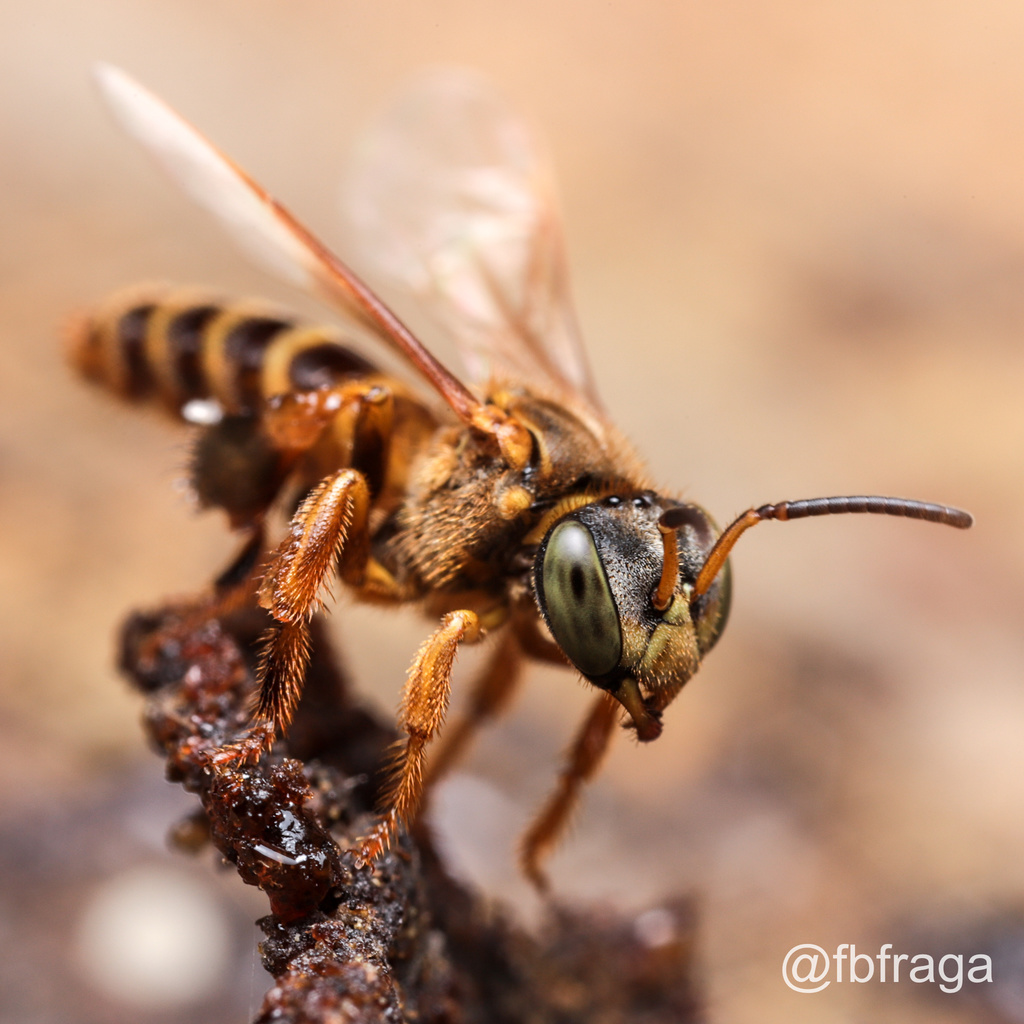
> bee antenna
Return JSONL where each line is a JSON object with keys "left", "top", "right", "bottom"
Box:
{"left": 692, "top": 496, "right": 973, "bottom": 600}
{"left": 653, "top": 515, "right": 681, "bottom": 611}
{"left": 654, "top": 505, "right": 710, "bottom": 611}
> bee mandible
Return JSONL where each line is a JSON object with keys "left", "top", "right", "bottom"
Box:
{"left": 70, "top": 66, "right": 972, "bottom": 888}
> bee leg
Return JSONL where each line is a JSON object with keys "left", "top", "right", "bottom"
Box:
{"left": 151, "top": 412, "right": 284, "bottom": 626}
{"left": 200, "top": 522, "right": 267, "bottom": 618}
{"left": 257, "top": 468, "right": 373, "bottom": 720}
{"left": 519, "top": 691, "right": 620, "bottom": 892}
{"left": 355, "top": 610, "right": 482, "bottom": 866}
{"left": 263, "top": 381, "right": 393, "bottom": 465}
{"left": 133, "top": 523, "right": 269, "bottom": 680}
{"left": 421, "top": 606, "right": 570, "bottom": 791}
{"left": 208, "top": 469, "right": 372, "bottom": 765}
{"left": 213, "top": 524, "right": 265, "bottom": 594}
{"left": 423, "top": 627, "right": 524, "bottom": 791}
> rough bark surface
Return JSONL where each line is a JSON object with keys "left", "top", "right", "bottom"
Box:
{"left": 120, "top": 605, "right": 702, "bottom": 1024}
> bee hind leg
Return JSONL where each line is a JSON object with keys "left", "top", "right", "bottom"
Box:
{"left": 355, "top": 609, "right": 483, "bottom": 866}
{"left": 208, "top": 468, "right": 372, "bottom": 765}
{"left": 519, "top": 691, "right": 620, "bottom": 892}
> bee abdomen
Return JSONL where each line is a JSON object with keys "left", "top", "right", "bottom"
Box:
{"left": 69, "top": 284, "right": 375, "bottom": 418}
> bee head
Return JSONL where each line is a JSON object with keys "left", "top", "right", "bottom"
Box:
{"left": 532, "top": 493, "right": 731, "bottom": 740}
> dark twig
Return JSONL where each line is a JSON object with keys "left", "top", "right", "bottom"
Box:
{"left": 119, "top": 604, "right": 701, "bottom": 1023}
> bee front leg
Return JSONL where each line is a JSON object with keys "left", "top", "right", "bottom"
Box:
{"left": 208, "top": 469, "right": 371, "bottom": 765}
{"left": 355, "top": 610, "right": 482, "bottom": 866}
{"left": 519, "top": 691, "right": 620, "bottom": 891}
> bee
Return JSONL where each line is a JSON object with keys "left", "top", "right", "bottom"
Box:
{"left": 71, "top": 66, "right": 972, "bottom": 888}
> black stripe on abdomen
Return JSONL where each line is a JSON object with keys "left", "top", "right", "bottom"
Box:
{"left": 118, "top": 303, "right": 157, "bottom": 398}
{"left": 223, "top": 316, "right": 292, "bottom": 410}
{"left": 288, "top": 341, "right": 375, "bottom": 391}
{"left": 166, "top": 304, "right": 220, "bottom": 401}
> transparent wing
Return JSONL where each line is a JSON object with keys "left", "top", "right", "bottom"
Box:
{"left": 93, "top": 63, "right": 485, "bottom": 427}
{"left": 346, "top": 68, "right": 603, "bottom": 413}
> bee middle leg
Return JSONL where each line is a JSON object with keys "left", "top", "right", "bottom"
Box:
{"left": 422, "top": 608, "right": 569, "bottom": 793}
{"left": 422, "top": 626, "right": 524, "bottom": 791}
{"left": 355, "top": 609, "right": 483, "bottom": 865}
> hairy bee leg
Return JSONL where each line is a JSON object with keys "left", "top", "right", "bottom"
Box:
{"left": 423, "top": 627, "right": 524, "bottom": 791}
{"left": 208, "top": 469, "right": 372, "bottom": 767}
{"left": 519, "top": 691, "right": 620, "bottom": 891}
{"left": 355, "top": 610, "right": 482, "bottom": 866}
{"left": 421, "top": 606, "right": 570, "bottom": 792}
{"left": 208, "top": 378, "right": 416, "bottom": 767}
{"left": 259, "top": 467, "right": 371, "bottom": 709}
{"left": 261, "top": 470, "right": 371, "bottom": 614}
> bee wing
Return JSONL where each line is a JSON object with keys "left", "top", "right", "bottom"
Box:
{"left": 346, "top": 69, "right": 604, "bottom": 414}
{"left": 93, "top": 63, "right": 485, "bottom": 426}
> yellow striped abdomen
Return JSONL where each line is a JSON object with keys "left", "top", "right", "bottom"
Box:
{"left": 69, "top": 284, "right": 376, "bottom": 418}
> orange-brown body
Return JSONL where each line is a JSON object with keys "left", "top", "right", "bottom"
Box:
{"left": 69, "top": 284, "right": 687, "bottom": 883}
{"left": 70, "top": 284, "right": 649, "bottom": 604}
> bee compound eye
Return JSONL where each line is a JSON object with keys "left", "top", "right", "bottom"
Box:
{"left": 540, "top": 520, "right": 622, "bottom": 678}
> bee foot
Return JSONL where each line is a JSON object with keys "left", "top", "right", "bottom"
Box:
{"left": 352, "top": 813, "right": 398, "bottom": 868}
{"left": 199, "top": 722, "right": 276, "bottom": 767}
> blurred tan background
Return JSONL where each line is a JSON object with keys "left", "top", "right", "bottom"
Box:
{"left": 2, "top": 2, "right": 1023, "bottom": 1022}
